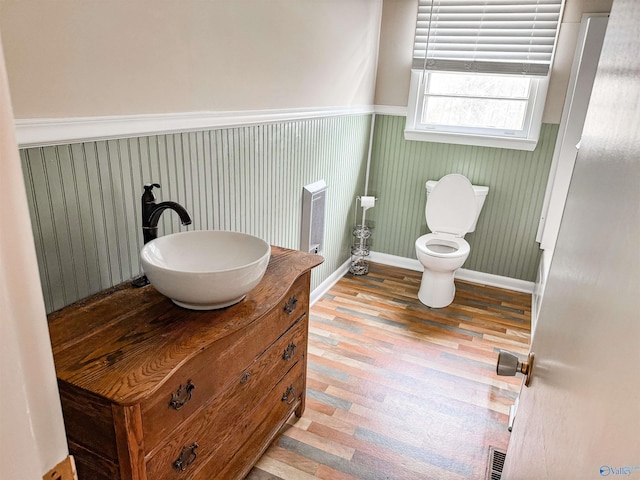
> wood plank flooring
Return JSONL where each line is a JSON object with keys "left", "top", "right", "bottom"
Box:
{"left": 247, "top": 262, "right": 531, "bottom": 480}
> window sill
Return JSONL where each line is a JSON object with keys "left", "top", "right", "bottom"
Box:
{"left": 403, "top": 127, "right": 539, "bottom": 151}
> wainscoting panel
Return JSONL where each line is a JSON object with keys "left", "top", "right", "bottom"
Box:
{"left": 367, "top": 115, "right": 558, "bottom": 282}
{"left": 21, "top": 115, "right": 371, "bottom": 313}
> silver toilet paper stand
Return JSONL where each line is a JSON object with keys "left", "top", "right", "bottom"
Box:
{"left": 349, "top": 196, "right": 376, "bottom": 276}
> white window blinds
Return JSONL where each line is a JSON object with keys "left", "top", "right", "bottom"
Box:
{"left": 412, "top": 0, "right": 564, "bottom": 75}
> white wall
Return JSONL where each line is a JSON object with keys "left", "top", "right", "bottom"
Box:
{"left": 373, "top": 0, "right": 613, "bottom": 123}
{"left": 3, "top": 0, "right": 613, "bottom": 122}
{"left": 373, "top": 0, "right": 416, "bottom": 109}
{"left": 0, "top": 0, "right": 382, "bottom": 118}
{"left": 0, "top": 38, "right": 68, "bottom": 479}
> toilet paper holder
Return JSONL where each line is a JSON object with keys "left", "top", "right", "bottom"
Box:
{"left": 349, "top": 196, "right": 377, "bottom": 276}
{"left": 359, "top": 196, "right": 376, "bottom": 209}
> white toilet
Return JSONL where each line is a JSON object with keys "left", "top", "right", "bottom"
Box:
{"left": 415, "top": 174, "right": 489, "bottom": 308}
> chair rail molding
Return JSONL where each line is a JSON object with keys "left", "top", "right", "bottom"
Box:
{"left": 15, "top": 106, "right": 374, "bottom": 148}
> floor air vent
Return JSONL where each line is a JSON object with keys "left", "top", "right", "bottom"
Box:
{"left": 486, "top": 446, "right": 506, "bottom": 480}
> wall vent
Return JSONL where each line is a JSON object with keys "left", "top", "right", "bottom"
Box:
{"left": 300, "top": 180, "right": 328, "bottom": 254}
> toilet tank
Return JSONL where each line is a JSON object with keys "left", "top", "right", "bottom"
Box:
{"left": 426, "top": 180, "right": 489, "bottom": 233}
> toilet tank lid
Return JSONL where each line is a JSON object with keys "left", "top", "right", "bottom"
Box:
{"left": 426, "top": 180, "right": 489, "bottom": 196}
{"left": 425, "top": 180, "right": 437, "bottom": 192}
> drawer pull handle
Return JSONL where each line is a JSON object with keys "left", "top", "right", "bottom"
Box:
{"left": 284, "top": 296, "right": 298, "bottom": 315}
{"left": 282, "top": 342, "right": 297, "bottom": 361}
{"left": 281, "top": 385, "right": 296, "bottom": 405}
{"left": 240, "top": 371, "right": 251, "bottom": 384}
{"left": 169, "top": 380, "right": 195, "bottom": 410}
{"left": 173, "top": 442, "right": 199, "bottom": 472}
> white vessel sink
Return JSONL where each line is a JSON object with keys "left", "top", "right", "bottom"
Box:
{"left": 140, "top": 230, "right": 271, "bottom": 310}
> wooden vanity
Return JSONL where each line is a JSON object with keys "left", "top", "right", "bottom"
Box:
{"left": 47, "top": 246, "right": 323, "bottom": 480}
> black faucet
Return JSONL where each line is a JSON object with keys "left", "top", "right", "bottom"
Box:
{"left": 141, "top": 183, "right": 192, "bottom": 244}
{"left": 133, "top": 183, "right": 192, "bottom": 288}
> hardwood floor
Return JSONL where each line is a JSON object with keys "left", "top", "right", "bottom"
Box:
{"left": 247, "top": 263, "right": 531, "bottom": 480}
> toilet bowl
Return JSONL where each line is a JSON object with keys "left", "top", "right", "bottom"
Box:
{"left": 415, "top": 174, "right": 488, "bottom": 308}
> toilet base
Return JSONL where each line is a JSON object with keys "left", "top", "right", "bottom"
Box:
{"left": 418, "top": 269, "right": 456, "bottom": 308}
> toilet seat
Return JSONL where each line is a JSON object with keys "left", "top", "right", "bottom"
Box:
{"left": 426, "top": 174, "right": 476, "bottom": 237}
{"left": 416, "top": 233, "right": 470, "bottom": 259}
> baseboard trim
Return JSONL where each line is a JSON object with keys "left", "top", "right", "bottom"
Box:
{"left": 369, "top": 251, "right": 422, "bottom": 272}
{"left": 43, "top": 455, "right": 77, "bottom": 480}
{"left": 310, "top": 257, "right": 351, "bottom": 307}
{"left": 15, "top": 105, "right": 375, "bottom": 148}
{"left": 310, "top": 252, "right": 535, "bottom": 305}
{"left": 456, "top": 268, "right": 535, "bottom": 294}
{"left": 369, "top": 251, "right": 535, "bottom": 294}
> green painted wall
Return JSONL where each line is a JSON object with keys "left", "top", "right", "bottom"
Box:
{"left": 21, "top": 115, "right": 371, "bottom": 313}
{"left": 367, "top": 115, "right": 558, "bottom": 281}
{"left": 20, "top": 112, "right": 557, "bottom": 313}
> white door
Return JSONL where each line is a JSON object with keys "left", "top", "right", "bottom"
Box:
{"left": 503, "top": 1, "right": 640, "bottom": 478}
{"left": 0, "top": 37, "right": 69, "bottom": 478}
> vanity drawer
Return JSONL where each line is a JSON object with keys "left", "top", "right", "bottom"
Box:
{"left": 144, "top": 318, "right": 306, "bottom": 479}
{"left": 195, "top": 365, "right": 305, "bottom": 480}
{"left": 140, "top": 275, "right": 308, "bottom": 449}
{"left": 269, "top": 274, "right": 309, "bottom": 334}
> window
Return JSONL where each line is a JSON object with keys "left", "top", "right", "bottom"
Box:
{"left": 407, "top": 70, "right": 548, "bottom": 149}
{"left": 405, "top": 0, "right": 563, "bottom": 151}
